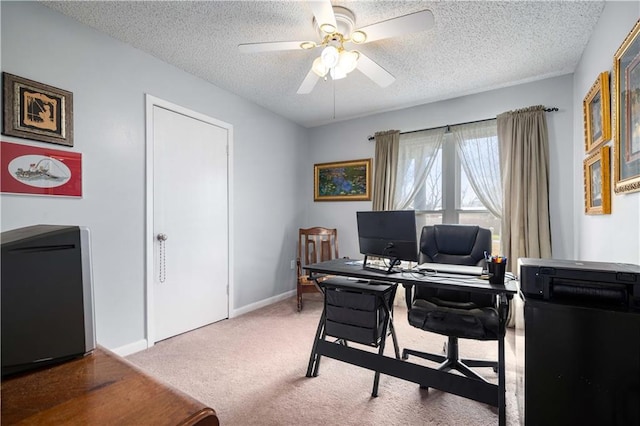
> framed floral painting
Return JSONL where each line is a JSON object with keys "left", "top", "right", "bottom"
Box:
{"left": 583, "top": 146, "right": 611, "bottom": 214}
{"left": 613, "top": 19, "right": 640, "bottom": 194}
{"left": 583, "top": 71, "right": 611, "bottom": 153}
{"left": 314, "top": 158, "right": 371, "bottom": 201}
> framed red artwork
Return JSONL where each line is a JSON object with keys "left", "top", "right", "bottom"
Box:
{"left": 0, "top": 141, "right": 82, "bottom": 197}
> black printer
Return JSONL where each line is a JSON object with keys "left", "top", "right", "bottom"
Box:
{"left": 517, "top": 258, "right": 640, "bottom": 426}
{"left": 519, "top": 257, "right": 640, "bottom": 311}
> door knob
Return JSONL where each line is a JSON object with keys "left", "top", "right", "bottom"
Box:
{"left": 157, "top": 233, "right": 168, "bottom": 241}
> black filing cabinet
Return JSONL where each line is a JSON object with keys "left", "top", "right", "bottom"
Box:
{"left": 517, "top": 258, "right": 640, "bottom": 426}
{"left": 323, "top": 279, "right": 395, "bottom": 346}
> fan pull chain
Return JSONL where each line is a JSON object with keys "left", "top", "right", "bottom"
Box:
{"left": 333, "top": 79, "right": 336, "bottom": 120}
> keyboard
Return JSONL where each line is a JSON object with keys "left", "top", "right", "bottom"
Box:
{"left": 417, "top": 262, "right": 483, "bottom": 276}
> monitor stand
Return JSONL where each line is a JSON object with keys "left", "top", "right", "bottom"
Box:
{"left": 363, "top": 255, "right": 401, "bottom": 274}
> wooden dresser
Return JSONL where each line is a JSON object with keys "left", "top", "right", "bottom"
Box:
{"left": 1, "top": 346, "right": 219, "bottom": 425}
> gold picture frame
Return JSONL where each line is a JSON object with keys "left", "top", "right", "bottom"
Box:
{"left": 583, "top": 71, "right": 611, "bottom": 153}
{"left": 613, "top": 19, "right": 640, "bottom": 194}
{"left": 584, "top": 146, "right": 611, "bottom": 215}
{"left": 314, "top": 158, "right": 371, "bottom": 201}
{"left": 2, "top": 73, "right": 74, "bottom": 147}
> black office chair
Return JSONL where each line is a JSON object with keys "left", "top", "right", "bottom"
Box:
{"left": 403, "top": 224, "right": 505, "bottom": 385}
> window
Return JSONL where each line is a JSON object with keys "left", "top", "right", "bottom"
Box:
{"left": 394, "top": 120, "right": 501, "bottom": 253}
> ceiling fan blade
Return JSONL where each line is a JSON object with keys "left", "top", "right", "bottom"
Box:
{"left": 297, "top": 68, "right": 321, "bottom": 94}
{"left": 238, "top": 41, "right": 311, "bottom": 53}
{"left": 355, "top": 52, "right": 395, "bottom": 88}
{"left": 354, "top": 10, "right": 434, "bottom": 44}
{"left": 307, "top": 0, "right": 337, "bottom": 33}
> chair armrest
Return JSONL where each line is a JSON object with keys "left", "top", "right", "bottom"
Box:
{"left": 402, "top": 283, "right": 414, "bottom": 310}
{"left": 498, "top": 293, "right": 510, "bottom": 323}
{"left": 310, "top": 273, "right": 329, "bottom": 282}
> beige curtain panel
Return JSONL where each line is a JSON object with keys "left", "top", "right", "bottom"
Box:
{"left": 497, "top": 105, "right": 552, "bottom": 273}
{"left": 372, "top": 130, "right": 400, "bottom": 211}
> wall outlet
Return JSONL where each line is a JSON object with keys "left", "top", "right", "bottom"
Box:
{"left": 290, "top": 260, "right": 295, "bottom": 270}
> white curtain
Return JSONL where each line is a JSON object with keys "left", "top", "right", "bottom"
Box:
{"left": 450, "top": 120, "right": 502, "bottom": 218}
{"left": 394, "top": 128, "right": 445, "bottom": 210}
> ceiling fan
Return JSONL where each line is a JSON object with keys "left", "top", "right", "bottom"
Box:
{"left": 238, "top": 1, "right": 434, "bottom": 94}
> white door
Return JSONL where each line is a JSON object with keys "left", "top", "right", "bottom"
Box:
{"left": 151, "top": 103, "right": 229, "bottom": 343}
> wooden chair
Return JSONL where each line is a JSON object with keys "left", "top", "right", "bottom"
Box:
{"left": 296, "top": 227, "right": 339, "bottom": 311}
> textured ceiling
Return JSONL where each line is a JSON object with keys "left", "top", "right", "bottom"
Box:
{"left": 43, "top": 1, "right": 605, "bottom": 128}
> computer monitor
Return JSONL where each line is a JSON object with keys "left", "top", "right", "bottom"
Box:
{"left": 356, "top": 210, "right": 418, "bottom": 273}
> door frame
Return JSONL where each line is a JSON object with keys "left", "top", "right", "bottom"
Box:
{"left": 144, "top": 94, "right": 234, "bottom": 348}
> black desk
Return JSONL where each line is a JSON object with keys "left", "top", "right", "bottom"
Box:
{"left": 304, "top": 258, "right": 517, "bottom": 426}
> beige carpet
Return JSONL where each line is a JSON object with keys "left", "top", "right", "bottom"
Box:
{"left": 127, "top": 292, "right": 521, "bottom": 425}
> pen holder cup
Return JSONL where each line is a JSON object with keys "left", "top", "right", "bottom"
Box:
{"left": 487, "top": 260, "right": 507, "bottom": 284}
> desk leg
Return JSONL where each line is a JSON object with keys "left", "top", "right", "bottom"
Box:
{"left": 498, "top": 293, "right": 508, "bottom": 426}
{"left": 372, "top": 289, "right": 401, "bottom": 397}
{"left": 388, "top": 319, "right": 400, "bottom": 360}
{"left": 498, "top": 332, "right": 506, "bottom": 426}
{"left": 371, "top": 311, "right": 391, "bottom": 397}
{"left": 385, "top": 287, "right": 401, "bottom": 360}
{"left": 306, "top": 309, "right": 326, "bottom": 378}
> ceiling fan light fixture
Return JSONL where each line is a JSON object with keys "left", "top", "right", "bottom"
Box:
{"left": 320, "top": 23, "right": 336, "bottom": 34}
{"left": 330, "top": 66, "right": 347, "bottom": 80}
{"left": 241, "top": 5, "right": 432, "bottom": 94}
{"left": 351, "top": 30, "right": 367, "bottom": 44}
{"left": 312, "top": 56, "right": 329, "bottom": 77}
{"left": 320, "top": 45, "right": 339, "bottom": 68}
{"left": 300, "top": 41, "right": 317, "bottom": 50}
{"left": 337, "top": 50, "right": 359, "bottom": 74}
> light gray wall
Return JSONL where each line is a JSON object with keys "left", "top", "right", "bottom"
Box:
{"left": 3, "top": 1, "right": 637, "bottom": 354}
{"left": 307, "top": 75, "right": 575, "bottom": 261}
{"left": 573, "top": 2, "right": 640, "bottom": 265}
{"left": 0, "top": 2, "right": 307, "bottom": 350}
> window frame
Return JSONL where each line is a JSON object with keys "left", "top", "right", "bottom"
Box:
{"left": 412, "top": 133, "right": 491, "bottom": 225}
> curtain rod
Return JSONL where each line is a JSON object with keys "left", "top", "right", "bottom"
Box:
{"left": 366, "top": 107, "right": 558, "bottom": 141}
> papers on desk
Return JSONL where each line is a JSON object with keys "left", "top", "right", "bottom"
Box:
{"left": 417, "top": 262, "right": 483, "bottom": 276}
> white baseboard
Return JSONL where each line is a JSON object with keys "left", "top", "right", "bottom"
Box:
{"left": 110, "top": 339, "right": 149, "bottom": 357}
{"left": 231, "top": 289, "right": 296, "bottom": 318}
{"left": 107, "top": 291, "right": 295, "bottom": 356}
